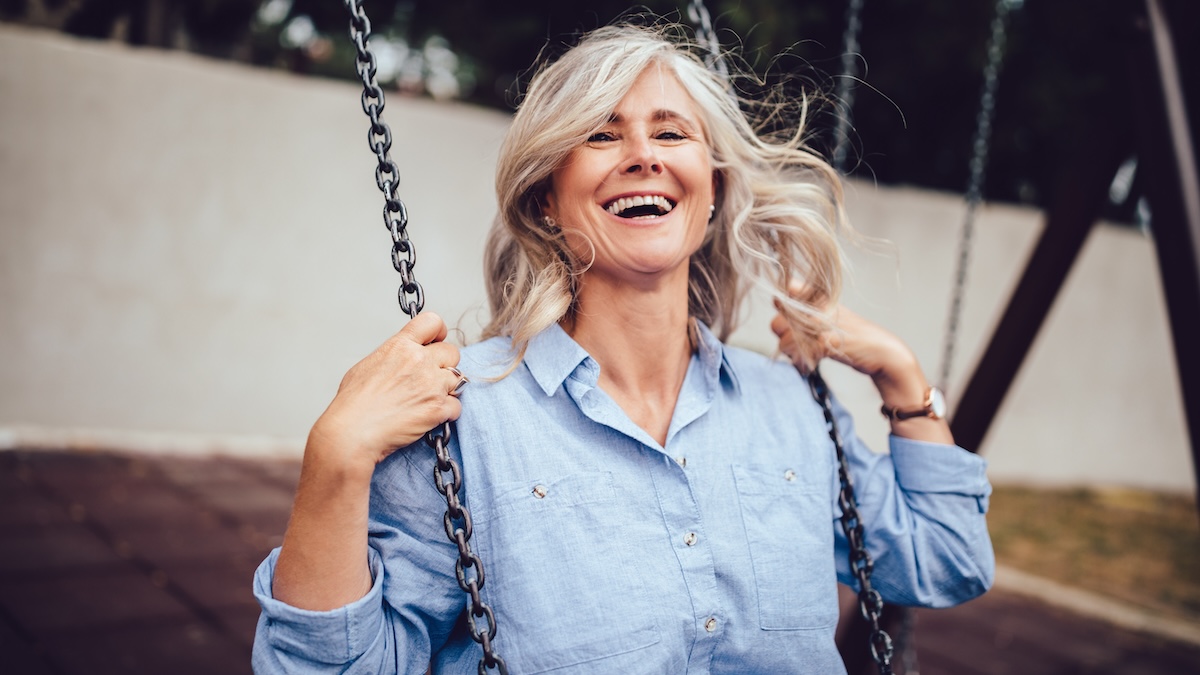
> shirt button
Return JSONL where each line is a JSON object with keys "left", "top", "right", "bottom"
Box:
{"left": 784, "top": 469, "right": 796, "bottom": 481}
{"left": 705, "top": 617, "right": 718, "bottom": 632}
{"left": 683, "top": 532, "right": 698, "bottom": 546}
{"left": 675, "top": 456, "right": 687, "bottom": 468}
{"left": 532, "top": 484, "right": 548, "bottom": 499}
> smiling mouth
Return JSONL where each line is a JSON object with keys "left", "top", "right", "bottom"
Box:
{"left": 604, "top": 195, "right": 676, "bottom": 219}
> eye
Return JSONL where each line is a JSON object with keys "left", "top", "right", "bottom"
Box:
{"left": 587, "top": 131, "right": 616, "bottom": 143}
{"left": 656, "top": 130, "right": 687, "bottom": 141}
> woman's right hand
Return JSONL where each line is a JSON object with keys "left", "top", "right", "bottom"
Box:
{"left": 308, "top": 312, "right": 464, "bottom": 473}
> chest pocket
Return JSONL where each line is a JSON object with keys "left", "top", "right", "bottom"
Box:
{"left": 732, "top": 463, "right": 839, "bottom": 630}
{"left": 474, "top": 471, "right": 661, "bottom": 673}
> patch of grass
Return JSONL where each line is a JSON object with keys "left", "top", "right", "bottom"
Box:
{"left": 988, "top": 485, "right": 1200, "bottom": 621}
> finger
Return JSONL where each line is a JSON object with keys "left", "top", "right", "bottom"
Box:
{"left": 443, "top": 365, "right": 469, "bottom": 396}
{"left": 770, "top": 313, "right": 790, "bottom": 337}
{"left": 783, "top": 343, "right": 814, "bottom": 371}
{"left": 784, "top": 279, "right": 831, "bottom": 311}
{"left": 424, "top": 341, "right": 461, "bottom": 369}
{"left": 396, "top": 312, "right": 447, "bottom": 346}
{"left": 443, "top": 396, "right": 463, "bottom": 423}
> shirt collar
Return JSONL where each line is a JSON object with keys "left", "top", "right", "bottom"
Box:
{"left": 523, "top": 321, "right": 741, "bottom": 397}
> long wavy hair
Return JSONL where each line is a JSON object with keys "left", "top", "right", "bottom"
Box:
{"left": 483, "top": 22, "right": 848, "bottom": 362}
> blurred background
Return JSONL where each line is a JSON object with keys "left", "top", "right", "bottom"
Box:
{"left": 1, "top": 0, "right": 1198, "bottom": 673}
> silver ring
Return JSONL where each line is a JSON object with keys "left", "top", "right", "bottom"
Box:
{"left": 447, "top": 366, "right": 469, "bottom": 396}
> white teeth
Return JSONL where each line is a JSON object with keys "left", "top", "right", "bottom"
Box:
{"left": 605, "top": 195, "right": 675, "bottom": 216}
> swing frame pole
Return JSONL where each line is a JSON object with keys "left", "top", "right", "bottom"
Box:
{"left": 1133, "top": 0, "right": 1200, "bottom": 502}
{"left": 948, "top": 0, "right": 1200, "bottom": 505}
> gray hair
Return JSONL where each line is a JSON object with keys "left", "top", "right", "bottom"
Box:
{"left": 484, "top": 23, "right": 847, "bottom": 360}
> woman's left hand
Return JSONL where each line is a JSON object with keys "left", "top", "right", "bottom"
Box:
{"left": 770, "top": 295, "right": 917, "bottom": 384}
{"left": 770, "top": 290, "right": 953, "bottom": 443}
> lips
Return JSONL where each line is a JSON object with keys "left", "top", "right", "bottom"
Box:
{"left": 603, "top": 194, "right": 676, "bottom": 219}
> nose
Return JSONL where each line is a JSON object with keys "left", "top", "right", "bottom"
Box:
{"left": 623, "top": 136, "right": 662, "bottom": 175}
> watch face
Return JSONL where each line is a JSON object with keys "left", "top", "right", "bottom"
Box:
{"left": 929, "top": 387, "right": 947, "bottom": 418}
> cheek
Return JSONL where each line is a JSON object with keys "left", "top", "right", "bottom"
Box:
{"left": 558, "top": 225, "right": 597, "bottom": 265}
{"left": 686, "top": 153, "right": 716, "bottom": 202}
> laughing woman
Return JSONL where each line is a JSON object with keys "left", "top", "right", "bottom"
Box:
{"left": 252, "top": 23, "right": 993, "bottom": 675}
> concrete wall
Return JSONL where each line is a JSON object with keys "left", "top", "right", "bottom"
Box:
{"left": 1, "top": 25, "right": 1193, "bottom": 493}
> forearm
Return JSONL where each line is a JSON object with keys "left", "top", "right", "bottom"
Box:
{"left": 272, "top": 431, "right": 377, "bottom": 611}
{"left": 871, "top": 348, "right": 954, "bottom": 445}
{"left": 254, "top": 435, "right": 462, "bottom": 674}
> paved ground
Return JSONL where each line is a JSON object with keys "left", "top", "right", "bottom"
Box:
{"left": 2, "top": 449, "right": 1198, "bottom": 675}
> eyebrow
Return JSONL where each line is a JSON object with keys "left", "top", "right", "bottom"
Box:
{"left": 609, "top": 109, "right": 699, "bottom": 129}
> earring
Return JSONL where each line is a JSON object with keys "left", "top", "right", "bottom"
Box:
{"left": 542, "top": 216, "right": 557, "bottom": 229}
{"left": 708, "top": 205, "right": 716, "bottom": 222}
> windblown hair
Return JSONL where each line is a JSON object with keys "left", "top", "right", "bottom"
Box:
{"left": 483, "top": 22, "right": 848, "bottom": 360}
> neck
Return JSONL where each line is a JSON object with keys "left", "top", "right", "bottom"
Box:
{"left": 564, "top": 271, "right": 694, "bottom": 446}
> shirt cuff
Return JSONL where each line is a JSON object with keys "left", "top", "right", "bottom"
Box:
{"left": 253, "top": 546, "right": 386, "bottom": 665}
{"left": 888, "top": 436, "right": 991, "bottom": 509}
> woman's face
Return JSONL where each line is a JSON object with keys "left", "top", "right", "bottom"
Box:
{"left": 545, "top": 63, "right": 715, "bottom": 290}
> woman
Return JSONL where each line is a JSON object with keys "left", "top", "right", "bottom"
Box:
{"left": 252, "top": 23, "right": 993, "bottom": 674}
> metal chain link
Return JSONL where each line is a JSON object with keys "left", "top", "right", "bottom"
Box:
{"left": 344, "top": 3, "right": 507, "bottom": 672}
{"left": 832, "top": 0, "right": 866, "bottom": 173}
{"left": 809, "top": 368, "right": 894, "bottom": 675}
{"left": 938, "top": 0, "right": 1018, "bottom": 391}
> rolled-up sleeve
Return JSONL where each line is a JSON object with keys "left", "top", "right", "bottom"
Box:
{"left": 252, "top": 546, "right": 391, "bottom": 672}
{"left": 829, "top": 392, "right": 995, "bottom": 608}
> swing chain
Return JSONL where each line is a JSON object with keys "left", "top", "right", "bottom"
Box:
{"left": 344, "top": 3, "right": 507, "bottom": 673}
{"left": 938, "top": 0, "right": 1017, "bottom": 390}
{"left": 809, "top": 369, "right": 894, "bottom": 675}
{"left": 431, "top": 424, "right": 509, "bottom": 675}
{"left": 832, "top": 0, "right": 865, "bottom": 173}
{"left": 686, "top": 0, "right": 728, "bottom": 81}
{"left": 346, "top": 0, "right": 424, "bottom": 318}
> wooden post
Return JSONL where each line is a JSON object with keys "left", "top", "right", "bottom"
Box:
{"left": 1131, "top": 0, "right": 1200, "bottom": 501}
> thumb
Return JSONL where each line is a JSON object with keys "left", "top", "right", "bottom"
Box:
{"left": 396, "top": 312, "right": 448, "bottom": 346}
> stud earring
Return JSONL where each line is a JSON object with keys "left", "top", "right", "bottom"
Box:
{"left": 542, "top": 216, "right": 557, "bottom": 229}
{"left": 708, "top": 205, "right": 716, "bottom": 222}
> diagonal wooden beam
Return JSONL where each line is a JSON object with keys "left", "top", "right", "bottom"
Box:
{"left": 948, "top": 131, "right": 1130, "bottom": 454}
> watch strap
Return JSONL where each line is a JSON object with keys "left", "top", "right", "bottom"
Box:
{"left": 880, "top": 386, "right": 944, "bottom": 421}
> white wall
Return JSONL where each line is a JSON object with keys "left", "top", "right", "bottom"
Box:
{"left": 1, "top": 25, "right": 1193, "bottom": 493}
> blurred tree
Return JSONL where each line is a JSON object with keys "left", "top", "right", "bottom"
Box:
{"left": 56, "top": 0, "right": 257, "bottom": 55}
{"left": 4, "top": 0, "right": 1195, "bottom": 217}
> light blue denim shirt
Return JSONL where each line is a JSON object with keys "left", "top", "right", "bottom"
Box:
{"left": 252, "top": 322, "right": 993, "bottom": 674}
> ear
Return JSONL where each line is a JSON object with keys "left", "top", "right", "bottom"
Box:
{"left": 541, "top": 180, "right": 559, "bottom": 222}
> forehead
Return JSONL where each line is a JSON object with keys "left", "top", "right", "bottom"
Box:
{"left": 610, "top": 64, "right": 702, "bottom": 125}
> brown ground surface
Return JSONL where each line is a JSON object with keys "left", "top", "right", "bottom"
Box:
{"left": 2, "top": 449, "right": 1198, "bottom": 675}
{"left": 986, "top": 484, "right": 1200, "bottom": 624}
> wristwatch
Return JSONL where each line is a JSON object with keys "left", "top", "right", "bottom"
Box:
{"left": 880, "top": 386, "right": 946, "bottom": 421}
